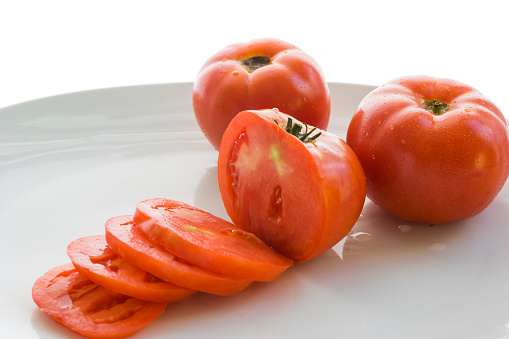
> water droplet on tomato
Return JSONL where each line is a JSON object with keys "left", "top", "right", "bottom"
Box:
{"left": 465, "top": 108, "right": 471, "bottom": 112}
{"left": 371, "top": 154, "right": 376, "bottom": 160}
{"left": 223, "top": 70, "right": 228, "bottom": 74}
{"left": 232, "top": 71, "right": 239, "bottom": 76}
{"left": 390, "top": 125, "right": 394, "bottom": 130}
{"left": 401, "top": 139, "right": 406, "bottom": 145}
{"left": 426, "top": 242, "right": 447, "bottom": 252}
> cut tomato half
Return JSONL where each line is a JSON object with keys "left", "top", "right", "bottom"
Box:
{"left": 105, "top": 215, "right": 252, "bottom": 296}
{"left": 218, "top": 109, "right": 366, "bottom": 262}
{"left": 32, "top": 263, "right": 167, "bottom": 339}
{"left": 67, "top": 235, "right": 196, "bottom": 303}
{"left": 133, "top": 198, "right": 293, "bottom": 282}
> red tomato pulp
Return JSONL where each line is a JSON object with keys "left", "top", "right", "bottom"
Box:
{"left": 133, "top": 198, "right": 293, "bottom": 281}
{"left": 32, "top": 263, "right": 167, "bottom": 339}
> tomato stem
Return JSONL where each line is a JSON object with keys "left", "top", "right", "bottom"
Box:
{"left": 241, "top": 55, "right": 271, "bottom": 73}
{"left": 423, "top": 99, "right": 450, "bottom": 115}
{"left": 275, "top": 118, "right": 322, "bottom": 143}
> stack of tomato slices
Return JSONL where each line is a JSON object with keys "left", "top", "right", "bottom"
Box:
{"left": 32, "top": 198, "right": 293, "bottom": 338}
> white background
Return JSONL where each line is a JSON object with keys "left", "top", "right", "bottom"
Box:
{"left": 1, "top": 0, "right": 508, "bottom": 118}
{"left": 2, "top": 2, "right": 509, "bottom": 338}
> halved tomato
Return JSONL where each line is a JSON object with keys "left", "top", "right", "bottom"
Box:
{"left": 32, "top": 263, "right": 167, "bottom": 339}
{"left": 67, "top": 235, "right": 196, "bottom": 303}
{"left": 218, "top": 108, "right": 366, "bottom": 262}
{"left": 133, "top": 198, "right": 293, "bottom": 282}
{"left": 105, "top": 215, "right": 252, "bottom": 296}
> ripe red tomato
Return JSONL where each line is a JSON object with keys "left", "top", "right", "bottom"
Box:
{"left": 217, "top": 108, "right": 366, "bottom": 263}
{"left": 67, "top": 235, "right": 196, "bottom": 303}
{"left": 193, "top": 38, "right": 330, "bottom": 150}
{"left": 32, "top": 263, "right": 167, "bottom": 339}
{"left": 133, "top": 198, "right": 293, "bottom": 281}
{"left": 346, "top": 75, "right": 509, "bottom": 224}
{"left": 104, "top": 215, "right": 252, "bottom": 296}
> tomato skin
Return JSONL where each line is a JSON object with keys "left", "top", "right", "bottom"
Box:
{"left": 346, "top": 75, "right": 509, "bottom": 224}
{"left": 193, "top": 38, "right": 330, "bottom": 150}
{"left": 218, "top": 108, "right": 366, "bottom": 262}
{"left": 32, "top": 263, "right": 167, "bottom": 339}
{"left": 104, "top": 215, "right": 252, "bottom": 296}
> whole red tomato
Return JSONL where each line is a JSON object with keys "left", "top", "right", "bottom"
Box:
{"left": 193, "top": 38, "right": 330, "bottom": 150}
{"left": 218, "top": 108, "right": 365, "bottom": 262}
{"left": 347, "top": 75, "right": 509, "bottom": 225}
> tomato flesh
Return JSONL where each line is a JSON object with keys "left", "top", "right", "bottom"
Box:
{"left": 228, "top": 121, "right": 326, "bottom": 260}
{"left": 133, "top": 198, "right": 293, "bottom": 282}
{"left": 67, "top": 235, "right": 196, "bottom": 303}
{"left": 105, "top": 215, "right": 252, "bottom": 296}
{"left": 32, "top": 263, "right": 167, "bottom": 339}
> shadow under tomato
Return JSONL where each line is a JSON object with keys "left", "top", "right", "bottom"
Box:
{"left": 337, "top": 196, "right": 509, "bottom": 265}
{"left": 147, "top": 272, "right": 298, "bottom": 338}
{"left": 31, "top": 308, "right": 83, "bottom": 339}
{"left": 192, "top": 163, "right": 231, "bottom": 222}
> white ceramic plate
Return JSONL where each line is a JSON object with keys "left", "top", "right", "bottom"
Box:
{"left": 1, "top": 83, "right": 509, "bottom": 339}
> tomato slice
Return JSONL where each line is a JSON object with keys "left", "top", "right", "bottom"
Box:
{"left": 133, "top": 198, "right": 293, "bottom": 282}
{"left": 32, "top": 263, "right": 166, "bottom": 339}
{"left": 104, "top": 215, "right": 252, "bottom": 296}
{"left": 67, "top": 235, "right": 196, "bottom": 303}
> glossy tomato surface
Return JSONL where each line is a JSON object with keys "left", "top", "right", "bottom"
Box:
{"left": 193, "top": 38, "right": 330, "bottom": 150}
{"left": 105, "top": 215, "right": 252, "bottom": 296}
{"left": 32, "top": 263, "right": 167, "bottom": 339}
{"left": 218, "top": 108, "right": 366, "bottom": 263}
{"left": 346, "top": 75, "right": 509, "bottom": 224}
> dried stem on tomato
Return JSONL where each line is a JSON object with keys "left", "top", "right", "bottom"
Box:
{"left": 241, "top": 56, "right": 272, "bottom": 73}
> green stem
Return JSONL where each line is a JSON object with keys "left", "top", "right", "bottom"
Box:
{"left": 276, "top": 118, "right": 322, "bottom": 143}
{"left": 423, "top": 99, "right": 450, "bottom": 115}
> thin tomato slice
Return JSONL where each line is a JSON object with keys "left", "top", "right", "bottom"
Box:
{"left": 133, "top": 198, "right": 293, "bottom": 282}
{"left": 32, "top": 263, "right": 166, "bottom": 339}
{"left": 67, "top": 235, "right": 196, "bottom": 303}
{"left": 105, "top": 215, "right": 252, "bottom": 296}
